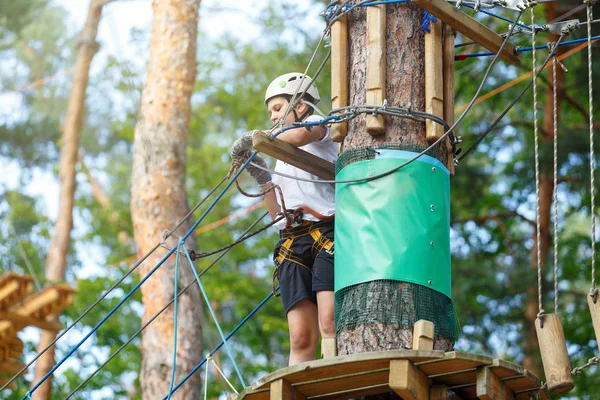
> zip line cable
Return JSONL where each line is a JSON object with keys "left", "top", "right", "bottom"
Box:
{"left": 1, "top": 174, "right": 229, "bottom": 393}
{"left": 64, "top": 212, "right": 270, "bottom": 399}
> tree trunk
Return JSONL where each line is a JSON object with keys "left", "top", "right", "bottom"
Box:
{"left": 131, "top": 0, "right": 203, "bottom": 398}
{"left": 337, "top": 4, "right": 454, "bottom": 358}
{"left": 32, "top": 1, "right": 106, "bottom": 398}
{"left": 522, "top": 2, "right": 564, "bottom": 375}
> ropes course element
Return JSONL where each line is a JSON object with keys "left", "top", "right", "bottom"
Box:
{"left": 531, "top": 7, "right": 545, "bottom": 320}
{"left": 64, "top": 212, "right": 270, "bottom": 399}
{"left": 166, "top": 241, "right": 183, "bottom": 400}
{"left": 585, "top": 0, "right": 597, "bottom": 299}
{"left": 552, "top": 50, "right": 560, "bottom": 315}
{"left": 1, "top": 174, "right": 229, "bottom": 393}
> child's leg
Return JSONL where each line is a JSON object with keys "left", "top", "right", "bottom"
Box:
{"left": 286, "top": 299, "right": 319, "bottom": 365}
{"left": 316, "top": 291, "right": 335, "bottom": 337}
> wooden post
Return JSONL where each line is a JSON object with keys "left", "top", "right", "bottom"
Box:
{"left": 412, "top": 320, "right": 434, "bottom": 350}
{"left": 476, "top": 366, "right": 516, "bottom": 400}
{"left": 366, "top": 4, "right": 386, "bottom": 136}
{"left": 443, "top": 25, "right": 455, "bottom": 177}
{"left": 270, "top": 378, "right": 305, "bottom": 400}
{"left": 535, "top": 314, "right": 574, "bottom": 393}
{"left": 588, "top": 293, "right": 600, "bottom": 353}
{"left": 430, "top": 385, "right": 449, "bottom": 400}
{"left": 413, "top": 0, "right": 519, "bottom": 64}
{"left": 252, "top": 131, "right": 335, "bottom": 180}
{"left": 321, "top": 337, "right": 337, "bottom": 358}
{"left": 331, "top": 10, "right": 349, "bottom": 143}
{"left": 425, "top": 21, "right": 444, "bottom": 144}
{"left": 389, "top": 359, "right": 429, "bottom": 400}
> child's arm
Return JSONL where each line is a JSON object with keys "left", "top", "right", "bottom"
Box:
{"left": 261, "top": 183, "right": 282, "bottom": 220}
{"left": 276, "top": 125, "right": 327, "bottom": 147}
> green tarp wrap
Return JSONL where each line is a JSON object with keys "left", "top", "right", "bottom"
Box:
{"left": 335, "top": 150, "right": 452, "bottom": 299}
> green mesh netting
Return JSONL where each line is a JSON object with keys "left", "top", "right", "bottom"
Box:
{"left": 335, "top": 280, "right": 460, "bottom": 341}
{"left": 336, "top": 143, "right": 448, "bottom": 175}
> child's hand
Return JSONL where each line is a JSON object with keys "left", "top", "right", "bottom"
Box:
{"left": 246, "top": 154, "right": 272, "bottom": 185}
{"left": 230, "top": 131, "right": 255, "bottom": 164}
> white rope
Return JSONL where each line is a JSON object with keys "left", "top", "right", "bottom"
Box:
{"left": 532, "top": 7, "right": 544, "bottom": 318}
{"left": 552, "top": 50, "right": 559, "bottom": 315}
{"left": 208, "top": 355, "right": 239, "bottom": 394}
{"left": 585, "top": 0, "right": 597, "bottom": 299}
{"left": 204, "top": 355, "right": 210, "bottom": 400}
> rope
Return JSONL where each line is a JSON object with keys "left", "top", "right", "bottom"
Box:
{"left": 161, "top": 289, "right": 276, "bottom": 399}
{"left": 204, "top": 356, "right": 210, "bottom": 400}
{"left": 571, "top": 356, "right": 600, "bottom": 375}
{"left": 3, "top": 175, "right": 228, "bottom": 393}
{"left": 531, "top": 7, "right": 545, "bottom": 320}
{"left": 183, "top": 243, "right": 246, "bottom": 387}
{"left": 552, "top": 50, "right": 560, "bottom": 315}
{"left": 166, "top": 241, "right": 183, "bottom": 400}
{"left": 64, "top": 212, "right": 269, "bottom": 399}
{"left": 586, "top": 0, "right": 597, "bottom": 297}
{"left": 208, "top": 355, "right": 239, "bottom": 393}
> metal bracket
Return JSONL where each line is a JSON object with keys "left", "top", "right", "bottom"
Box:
{"left": 539, "top": 19, "right": 580, "bottom": 34}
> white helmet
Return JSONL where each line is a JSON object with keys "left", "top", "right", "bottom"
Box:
{"left": 264, "top": 72, "right": 321, "bottom": 105}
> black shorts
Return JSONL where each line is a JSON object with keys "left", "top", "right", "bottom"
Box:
{"left": 272, "top": 220, "right": 334, "bottom": 314}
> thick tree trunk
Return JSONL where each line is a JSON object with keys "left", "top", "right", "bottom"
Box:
{"left": 131, "top": 0, "right": 203, "bottom": 398}
{"left": 32, "top": 1, "right": 106, "bottom": 398}
{"left": 337, "top": 4, "right": 454, "bottom": 357}
{"left": 522, "top": 2, "right": 564, "bottom": 375}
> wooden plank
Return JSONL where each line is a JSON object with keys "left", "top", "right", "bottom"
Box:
{"left": 535, "top": 315, "right": 574, "bottom": 393}
{"left": 0, "top": 274, "right": 34, "bottom": 310}
{"left": 251, "top": 350, "right": 444, "bottom": 390}
{"left": 330, "top": 11, "right": 348, "bottom": 143}
{"left": 0, "top": 311, "right": 63, "bottom": 331}
{"left": 415, "top": 351, "right": 492, "bottom": 376}
{"left": 308, "top": 383, "right": 390, "bottom": 400}
{"left": 0, "top": 360, "right": 26, "bottom": 375}
{"left": 365, "top": 4, "right": 386, "bottom": 136}
{"left": 320, "top": 337, "right": 337, "bottom": 359}
{"left": 252, "top": 131, "right": 335, "bottom": 181}
{"left": 0, "top": 321, "right": 16, "bottom": 340}
{"left": 425, "top": 21, "right": 445, "bottom": 144}
{"left": 271, "top": 379, "right": 305, "bottom": 400}
{"left": 476, "top": 367, "right": 515, "bottom": 400}
{"left": 588, "top": 293, "right": 600, "bottom": 353}
{"left": 295, "top": 368, "right": 389, "bottom": 397}
{"left": 412, "top": 0, "right": 519, "bottom": 65}
{"left": 412, "top": 319, "right": 434, "bottom": 350}
{"left": 443, "top": 25, "right": 455, "bottom": 177}
{"left": 389, "top": 359, "right": 428, "bottom": 400}
{"left": 429, "top": 368, "right": 476, "bottom": 387}
{"left": 430, "top": 385, "right": 449, "bottom": 399}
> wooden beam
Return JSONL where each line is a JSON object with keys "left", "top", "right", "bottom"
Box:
{"left": 476, "top": 366, "right": 515, "bottom": 400}
{"left": 588, "top": 293, "right": 600, "bottom": 353}
{"left": 443, "top": 25, "right": 456, "bottom": 177}
{"left": 412, "top": 320, "right": 435, "bottom": 351}
{"left": 271, "top": 378, "right": 305, "bottom": 400}
{"left": 252, "top": 131, "right": 335, "bottom": 181}
{"left": 430, "top": 385, "right": 449, "bottom": 399}
{"left": 425, "top": 21, "right": 445, "bottom": 144}
{"left": 0, "top": 360, "right": 26, "bottom": 375}
{"left": 12, "top": 283, "right": 75, "bottom": 319}
{"left": 389, "top": 360, "right": 429, "bottom": 400}
{"left": 321, "top": 337, "right": 337, "bottom": 359}
{"left": 366, "top": 4, "right": 386, "bottom": 135}
{"left": 331, "top": 11, "right": 348, "bottom": 143}
{"left": 0, "top": 274, "right": 33, "bottom": 310}
{"left": 413, "top": 0, "right": 519, "bottom": 65}
{"left": 0, "top": 311, "right": 63, "bottom": 331}
{"left": 0, "top": 321, "right": 16, "bottom": 340}
{"left": 535, "top": 315, "right": 574, "bottom": 393}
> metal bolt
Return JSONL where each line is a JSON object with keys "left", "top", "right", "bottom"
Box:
{"left": 432, "top": 167, "right": 436, "bottom": 172}
{"left": 430, "top": 241, "right": 434, "bottom": 247}
{"left": 430, "top": 204, "right": 435, "bottom": 211}
{"left": 428, "top": 280, "right": 432, "bottom": 285}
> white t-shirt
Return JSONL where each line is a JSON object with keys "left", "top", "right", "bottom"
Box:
{"left": 272, "top": 115, "right": 338, "bottom": 232}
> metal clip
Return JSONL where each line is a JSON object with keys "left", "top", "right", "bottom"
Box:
{"left": 543, "top": 19, "right": 580, "bottom": 35}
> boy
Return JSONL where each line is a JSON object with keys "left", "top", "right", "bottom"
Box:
{"left": 230, "top": 73, "right": 337, "bottom": 365}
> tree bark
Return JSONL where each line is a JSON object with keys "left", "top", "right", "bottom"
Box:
{"left": 32, "top": 1, "right": 106, "bottom": 398}
{"left": 337, "top": 4, "right": 454, "bottom": 358}
{"left": 131, "top": 0, "right": 203, "bottom": 398}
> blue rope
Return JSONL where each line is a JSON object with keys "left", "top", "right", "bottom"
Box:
{"left": 23, "top": 153, "right": 258, "bottom": 400}
{"left": 325, "top": 0, "right": 410, "bottom": 21}
{"left": 421, "top": 11, "right": 438, "bottom": 33}
{"left": 462, "top": 4, "right": 533, "bottom": 31}
{"left": 166, "top": 241, "right": 182, "bottom": 400}
{"left": 161, "top": 288, "right": 277, "bottom": 400}
{"left": 182, "top": 243, "right": 246, "bottom": 387}
{"left": 456, "top": 34, "right": 600, "bottom": 60}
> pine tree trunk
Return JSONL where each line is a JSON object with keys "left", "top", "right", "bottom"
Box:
{"left": 131, "top": 0, "right": 203, "bottom": 398}
{"left": 337, "top": 4, "right": 454, "bottom": 357}
{"left": 32, "top": 1, "right": 106, "bottom": 397}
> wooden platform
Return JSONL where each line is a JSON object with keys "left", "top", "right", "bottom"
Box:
{"left": 231, "top": 351, "right": 547, "bottom": 400}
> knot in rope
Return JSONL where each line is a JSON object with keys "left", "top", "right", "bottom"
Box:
{"left": 421, "top": 11, "right": 438, "bottom": 33}
{"left": 590, "top": 287, "right": 599, "bottom": 303}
